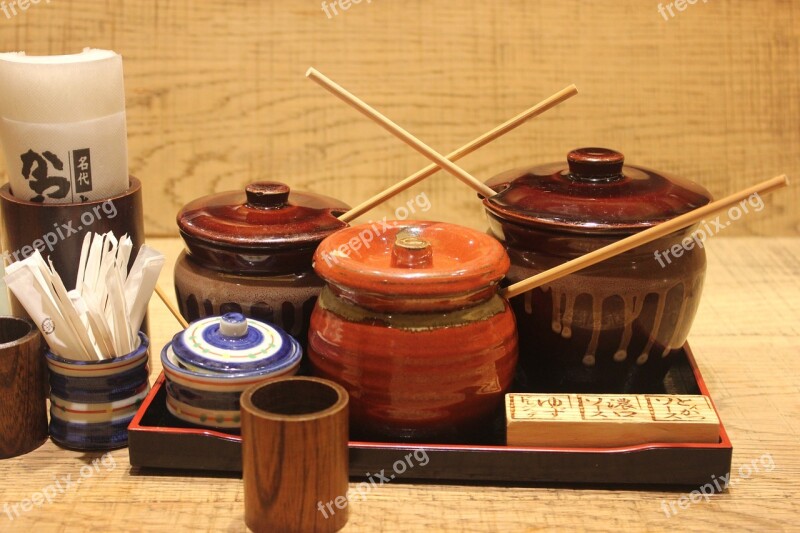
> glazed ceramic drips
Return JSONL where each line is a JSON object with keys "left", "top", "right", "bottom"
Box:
{"left": 308, "top": 221, "right": 518, "bottom": 442}
{"left": 483, "top": 148, "right": 713, "bottom": 392}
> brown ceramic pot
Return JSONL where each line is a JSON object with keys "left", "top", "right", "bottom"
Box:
{"left": 483, "top": 148, "right": 713, "bottom": 392}
{"left": 307, "top": 221, "right": 518, "bottom": 443}
{"left": 174, "top": 182, "right": 349, "bottom": 347}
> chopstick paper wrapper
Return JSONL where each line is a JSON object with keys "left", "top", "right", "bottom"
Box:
{"left": 4, "top": 232, "right": 164, "bottom": 361}
{"left": 0, "top": 48, "right": 129, "bottom": 203}
{"left": 4, "top": 254, "right": 90, "bottom": 359}
{"left": 123, "top": 246, "right": 164, "bottom": 340}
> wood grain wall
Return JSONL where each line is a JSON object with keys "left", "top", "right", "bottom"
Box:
{"left": 0, "top": 0, "right": 797, "bottom": 236}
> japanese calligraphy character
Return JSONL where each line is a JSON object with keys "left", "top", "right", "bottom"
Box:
{"left": 650, "top": 396, "right": 708, "bottom": 421}
{"left": 537, "top": 396, "right": 565, "bottom": 418}
{"left": 19, "top": 149, "right": 70, "bottom": 202}
{"left": 584, "top": 397, "right": 609, "bottom": 418}
{"left": 606, "top": 397, "right": 638, "bottom": 418}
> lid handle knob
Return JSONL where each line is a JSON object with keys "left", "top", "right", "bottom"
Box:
{"left": 219, "top": 313, "right": 249, "bottom": 338}
{"left": 567, "top": 148, "right": 625, "bottom": 182}
{"left": 246, "top": 182, "right": 290, "bottom": 208}
{"left": 391, "top": 235, "right": 433, "bottom": 269}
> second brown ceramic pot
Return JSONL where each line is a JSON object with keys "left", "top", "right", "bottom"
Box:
{"left": 174, "top": 182, "right": 349, "bottom": 347}
{"left": 483, "top": 148, "right": 712, "bottom": 392}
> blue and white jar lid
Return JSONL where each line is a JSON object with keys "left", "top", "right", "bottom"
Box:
{"left": 171, "top": 313, "right": 300, "bottom": 374}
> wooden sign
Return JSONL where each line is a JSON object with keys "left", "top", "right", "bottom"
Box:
{"left": 506, "top": 394, "right": 720, "bottom": 448}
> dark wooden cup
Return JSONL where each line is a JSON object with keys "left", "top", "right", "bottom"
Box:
{"left": 241, "top": 377, "right": 349, "bottom": 533}
{"left": 0, "top": 316, "right": 47, "bottom": 458}
{"left": 0, "top": 176, "right": 145, "bottom": 301}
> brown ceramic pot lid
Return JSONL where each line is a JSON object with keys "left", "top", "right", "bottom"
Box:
{"left": 178, "top": 182, "right": 349, "bottom": 273}
{"left": 313, "top": 221, "right": 509, "bottom": 299}
{"left": 483, "top": 148, "right": 713, "bottom": 233}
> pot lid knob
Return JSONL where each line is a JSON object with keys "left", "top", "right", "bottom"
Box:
{"left": 169, "top": 314, "right": 302, "bottom": 374}
{"left": 219, "top": 312, "right": 249, "bottom": 338}
{"left": 567, "top": 148, "right": 625, "bottom": 182}
{"left": 391, "top": 233, "right": 433, "bottom": 269}
{"left": 245, "top": 182, "right": 290, "bottom": 208}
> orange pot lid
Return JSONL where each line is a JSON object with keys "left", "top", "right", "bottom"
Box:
{"left": 313, "top": 221, "right": 509, "bottom": 298}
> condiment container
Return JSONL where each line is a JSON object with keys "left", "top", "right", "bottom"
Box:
{"left": 161, "top": 313, "right": 302, "bottom": 429}
{"left": 308, "top": 221, "right": 518, "bottom": 442}
{"left": 46, "top": 332, "right": 150, "bottom": 450}
{"left": 174, "top": 182, "right": 349, "bottom": 345}
{"left": 483, "top": 147, "right": 713, "bottom": 392}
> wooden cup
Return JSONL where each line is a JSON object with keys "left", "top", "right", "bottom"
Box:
{"left": 0, "top": 176, "right": 145, "bottom": 312}
{"left": 241, "top": 376, "right": 349, "bottom": 533}
{"left": 0, "top": 316, "right": 47, "bottom": 458}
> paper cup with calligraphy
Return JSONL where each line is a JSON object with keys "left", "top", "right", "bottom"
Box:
{"left": 0, "top": 49, "right": 129, "bottom": 203}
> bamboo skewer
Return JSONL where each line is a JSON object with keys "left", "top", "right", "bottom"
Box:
{"left": 155, "top": 284, "right": 189, "bottom": 329}
{"left": 500, "top": 175, "right": 790, "bottom": 299}
{"left": 337, "top": 85, "right": 578, "bottom": 222}
{"left": 306, "top": 67, "right": 497, "bottom": 199}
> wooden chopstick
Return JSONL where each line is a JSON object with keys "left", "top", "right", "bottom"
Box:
{"left": 155, "top": 284, "right": 189, "bottom": 329}
{"left": 500, "top": 175, "right": 790, "bottom": 299}
{"left": 337, "top": 85, "right": 578, "bottom": 222}
{"left": 306, "top": 67, "right": 497, "bottom": 199}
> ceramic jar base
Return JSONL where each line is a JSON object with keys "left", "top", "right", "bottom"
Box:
{"left": 160, "top": 314, "right": 303, "bottom": 430}
{"left": 309, "top": 288, "right": 518, "bottom": 443}
{"left": 500, "top": 231, "right": 706, "bottom": 393}
{"left": 45, "top": 333, "right": 150, "bottom": 451}
{"left": 174, "top": 252, "right": 322, "bottom": 347}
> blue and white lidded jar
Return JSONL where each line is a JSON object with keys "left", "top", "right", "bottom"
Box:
{"left": 161, "top": 313, "right": 302, "bottom": 429}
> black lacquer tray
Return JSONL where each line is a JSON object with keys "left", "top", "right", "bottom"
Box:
{"left": 128, "top": 344, "right": 732, "bottom": 486}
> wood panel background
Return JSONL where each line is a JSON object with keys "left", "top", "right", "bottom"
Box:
{"left": 0, "top": 0, "right": 797, "bottom": 236}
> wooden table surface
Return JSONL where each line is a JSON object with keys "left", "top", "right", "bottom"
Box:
{"left": 0, "top": 237, "right": 798, "bottom": 532}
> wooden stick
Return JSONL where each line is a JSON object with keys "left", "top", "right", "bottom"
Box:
{"left": 338, "top": 85, "right": 578, "bottom": 222}
{"left": 506, "top": 393, "right": 720, "bottom": 447}
{"left": 155, "top": 284, "right": 189, "bottom": 329}
{"left": 500, "top": 174, "right": 790, "bottom": 299}
{"left": 306, "top": 67, "right": 497, "bottom": 199}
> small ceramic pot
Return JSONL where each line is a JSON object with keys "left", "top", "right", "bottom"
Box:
{"left": 161, "top": 313, "right": 302, "bottom": 429}
{"left": 308, "top": 221, "right": 518, "bottom": 443}
{"left": 46, "top": 332, "right": 150, "bottom": 450}
{"left": 174, "top": 182, "right": 349, "bottom": 346}
{"left": 483, "top": 148, "right": 713, "bottom": 392}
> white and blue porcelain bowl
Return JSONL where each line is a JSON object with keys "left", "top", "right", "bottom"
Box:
{"left": 161, "top": 313, "right": 302, "bottom": 429}
{"left": 46, "top": 332, "right": 150, "bottom": 450}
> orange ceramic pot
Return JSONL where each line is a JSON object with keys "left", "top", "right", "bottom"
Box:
{"left": 308, "top": 221, "right": 518, "bottom": 442}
